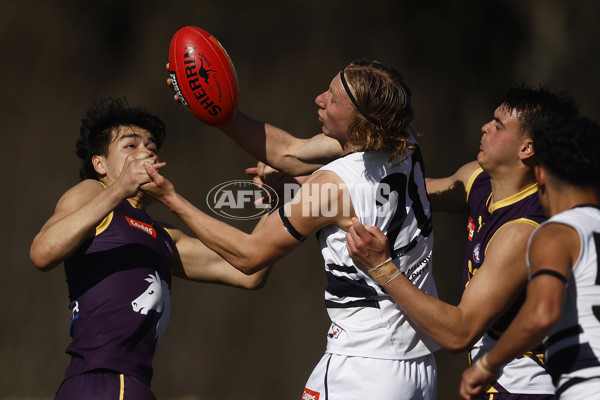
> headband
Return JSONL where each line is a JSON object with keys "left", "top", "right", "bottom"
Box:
{"left": 339, "top": 68, "right": 379, "bottom": 125}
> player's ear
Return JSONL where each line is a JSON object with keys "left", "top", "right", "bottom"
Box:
{"left": 92, "top": 155, "right": 107, "bottom": 177}
{"left": 519, "top": 138, "right": 534, "bottom": 160}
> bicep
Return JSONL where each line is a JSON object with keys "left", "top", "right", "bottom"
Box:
{"left": 282, "top": 171, "right": 353, "bottom": 237}
{"left": 170, "top": 229, "right": 268, "bottom": 287}
{"left": 458, "top": 223, "right": 534, "bottom": 335}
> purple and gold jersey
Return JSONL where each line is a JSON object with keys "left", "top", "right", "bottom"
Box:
{"left": 63, "top": 199, "right": 174, "bottom": 386}
{"left": 464, "top": 168, "right": 555, "bottom": 396}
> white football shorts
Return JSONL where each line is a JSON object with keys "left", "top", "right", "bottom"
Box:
{"left": 301, "top": 352, "right": 437, "bottom": 400}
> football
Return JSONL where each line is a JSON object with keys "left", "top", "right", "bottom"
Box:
{"left": 168, "top": 26, "right": 239, "bottom": 126}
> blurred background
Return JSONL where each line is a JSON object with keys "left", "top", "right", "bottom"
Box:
{"left": 1, "top": 0, "right": 599, "bottom": 399}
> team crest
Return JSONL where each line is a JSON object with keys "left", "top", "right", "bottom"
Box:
{"left": 473, "top": 243, "right": 481, "bottom": 263}
{"left": 131, "top": 271, "right": 171, "bottom": 350}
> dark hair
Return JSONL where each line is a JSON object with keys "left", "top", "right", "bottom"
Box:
{"left": 500, "top": 83, "right": 579, "bottom": 137}
{"left": 76, "top": 97, "right": 166, "bottom": 180}
{"left": 343, "top": 59, "right": 415, "bottom": 161}
{"left": 533, "top": 115, "right": 600, "bottom": 187}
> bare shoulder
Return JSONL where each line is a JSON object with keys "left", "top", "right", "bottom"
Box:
{"left": 456, "top": 160, "right": 481, "bottom": 183}
{"left": 305, "top": 169, "right": 344, "bottom": 184}
{"left": 483, "top": 221, "right": 538, "bottom": 272}
{"left": 426, "top": 160, "right": 480, "bottom": 211}
{"left": 529, "top": 223, "right": 580, "bottom": 266}
{"left": 55, "top": 179, "right": 105, "bottom": 214}
{"left": 491, "top": 220, "right": 538, "bottom": 249}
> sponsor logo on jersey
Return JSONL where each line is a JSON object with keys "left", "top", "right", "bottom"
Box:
{"left": 327, "top": 323, "right": 343, "bottom": 339}
{"left": 473, "top": 243, "right": 481, "bottom": 263}
{"left": 302, "top": 388, "right": 320, "bottom": 400}
{"left": 467, "top": 217, "right": 476, "bottom": 241}
{"left": 126, "top": 217, "right": 156, "bottom": 238}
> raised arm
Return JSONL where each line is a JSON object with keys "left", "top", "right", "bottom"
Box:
{"left": 30, "top": 151, "right": 161, "bottom": 271}
{"left": 426, "top": 160, "right": 480, "bottom": 212}
{"left": 143, "top": 161, "right": 352, "bottom": 274}
{"left": 220, "top": 111, "right": 343, "bottom": 176}
{"left": 167, "top": 70, "right": 343, "bottom": 176}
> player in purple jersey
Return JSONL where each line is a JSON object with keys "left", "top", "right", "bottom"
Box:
{"left": 460, "top": 115, "right": 600, "bottom": 399}
{"left": 345, "top": 84, "right": 579, "bottom": 399}
{"left": 30, "top": 97, "right": 270, "bottom": 400}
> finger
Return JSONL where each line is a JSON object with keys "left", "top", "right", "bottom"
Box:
{"left": 364, "top": 224, "right": 389, "bottom": 243}
{"left": 153, "top": 161, "right": 167, "bottom": 170}
{"left": 351, "top": 217, "right": 375, "bottom": 241}
{"left": 166, "top": 62, "right": 170, "bottom": 70}
{"left": 143, "top": 162, "right": 160, "bottom": 180}
{"left": 245, "top": 167, "right": 258, "bottom": 176}
{"left": 346, "top": 226, "right": 357, "bottom": 253}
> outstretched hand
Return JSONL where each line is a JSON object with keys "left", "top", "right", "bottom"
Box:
{"left": 346, "top": 218, "right": 391, "bottom": 272}
{"left": 245, "top": 161, "right": 300, "bottom": 209}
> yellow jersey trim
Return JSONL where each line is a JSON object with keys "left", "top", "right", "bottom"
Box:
{"left": 119, "top": 373, "right": 125, "bottom": 400}
{"left": 489, "top": 183, "right": 538, "bottom": 213}
{"left": 95, "top": 181, "right": 112, "bottom": 236}
{"left": 465, "top": 168, "right": 483, "bottom": 203}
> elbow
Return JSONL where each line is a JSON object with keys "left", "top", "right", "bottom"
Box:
{"left": 237, "top": 260, "right": 269, "bottom": 276}
{"left": 29, "top": 246, "right": 58, "bottom": 272}
{"left": 434, "top": 329, "right": 479, "bottom": 354}
{"left": 235, "top": 263, "right": 271, "bottom": 291}
{"left": 443, "top": 336, "right": 475, "bottom": 355}
{"left": 30, "top": 256, "right": 54, "bottom": 272}
{"left": 241, "top": 274, "right": 269, "bottom": 290}
{"left": 529, "top": 303, "right": 560, "bottom": 335}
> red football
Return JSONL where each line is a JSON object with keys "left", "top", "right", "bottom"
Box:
{"left": 168, "top": 26, "right": 239, "bottom": 126}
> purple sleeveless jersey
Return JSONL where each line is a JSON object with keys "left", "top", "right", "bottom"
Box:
{"left": 63, "top": 199, "right": 174, "bottom": 386}
{"left": 463, "top": 170, "right": 546, "bottom": 333}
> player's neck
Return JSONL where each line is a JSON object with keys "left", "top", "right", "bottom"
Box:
{"left": 128, "top": 192, "right": 149, "bottom": 209}
{"left": 488, "top": 171, "right": 537, "bottom": 206}
{"left": 548, "top": 187, "right": 600, "bottom": 216}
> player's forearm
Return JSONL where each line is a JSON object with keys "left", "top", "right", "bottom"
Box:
{"left": 221, "top": 112, "right": 340, "bottom": 176}
{"left": 159, "top": 192, "right": 270, "bottom": 273}
{"left": 484, "top": 293, "right": 560, "bottom": 370}
{"left": 384, "top": 275, "right": 479, "bottom": 352}
{"left": 30, "top": 187, "right": 125, "bottom": 270}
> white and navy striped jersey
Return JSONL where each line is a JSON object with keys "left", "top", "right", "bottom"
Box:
{"left": 531, "top": 205, "right": 600, "bottom": 395}
{"left": 317, "top": 147, "right": 439, "bottom": 360}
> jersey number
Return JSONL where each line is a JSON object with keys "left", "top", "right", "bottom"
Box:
{"left": 375, "top": 147, "right": 432, "bottom": 257}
